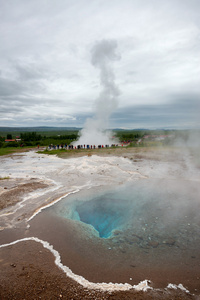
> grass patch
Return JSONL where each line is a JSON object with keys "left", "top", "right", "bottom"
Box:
{"left": 0, "top": 148, "right": 20, "bottom": 156}
{"left": 0, "top": 146, "right": 38, "bottom": 156}
{"left": 37, "top": 146, "right": 130, "bottom": 158}
{"left": 37, "top": 149, "right": 62, "bottom": 155}
{"left": 0, "top": 176, "right": 10, "bottom": 180}
{"left": 37, "top": 145, "right": 179, "bottom": 161}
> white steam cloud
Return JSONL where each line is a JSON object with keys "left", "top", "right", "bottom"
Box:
{"left": 75, "top": 39, "right": 121, "bottom": 146}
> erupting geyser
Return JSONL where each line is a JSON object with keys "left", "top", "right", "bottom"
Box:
{"left": 74, "top": 39, "right": 121, "bottom": 146}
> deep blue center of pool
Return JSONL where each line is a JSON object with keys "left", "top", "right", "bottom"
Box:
{"left": 76, "top": 196, "right": 128, "bottom": 238}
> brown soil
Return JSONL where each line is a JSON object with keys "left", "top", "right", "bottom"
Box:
{"left": 0, "top": 179, "right": 48, "bottom": 210}
{"left": 0, "top": 241, "right": 196, "bottom": 300}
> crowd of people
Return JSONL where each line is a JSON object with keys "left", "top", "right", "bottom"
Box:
{"left": 48, "top": 144, "right": 119, "bottom": 150}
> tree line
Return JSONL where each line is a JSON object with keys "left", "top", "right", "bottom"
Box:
{"left": 0, "top": 132, "right": 79, "bottom": 148}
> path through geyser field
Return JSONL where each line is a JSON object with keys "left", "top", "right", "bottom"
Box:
{"left": 28, "top": 177, "right": 200, "bottom": 292}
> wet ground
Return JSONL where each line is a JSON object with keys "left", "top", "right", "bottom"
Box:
{"left": 26, "top": 178, "right": 200, "bottom": 294}
{"left": 0, "top": 147, "right": 200, "bottom": 299}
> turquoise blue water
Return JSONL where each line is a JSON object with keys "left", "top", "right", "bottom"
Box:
{"left": 76, "top": 195, "right": 131, "bottom": 238}
{"left": 50, "top": 179, "right": 200, "bottom": 246}
{"left": 52, "top": 182, "right": 147, "bottom": 239}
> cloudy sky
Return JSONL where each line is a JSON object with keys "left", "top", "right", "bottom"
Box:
{"left": 0, "top": 0, "right": 200, "bottom": 129}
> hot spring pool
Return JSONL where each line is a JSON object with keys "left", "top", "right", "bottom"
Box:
{"left": 49, "top": 178, "right": 200, "bottom": 242}
{"left": 29, "top": 178, "right": 200, "bottom": 290}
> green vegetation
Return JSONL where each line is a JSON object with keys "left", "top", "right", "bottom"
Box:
{"left": 19, "top": 131, "right": 79, "bottom": 147}
{"left": 0, "top": 176, "right": 10, "bottom": 180}
{"left": 37, "top": 145, "right": 123, "bottom": 158}
{"left": 0, "top": 127, "right": 199, "bottom": 156}
{"left": 0, "top": 129, "right": 79, "bottom": 149}
{"left": 0, "top": 148, "right": 22, "bottom": 156}
{"left": 115, "top": 129, "right": 174, "bottom": 142}
{"left": 115, "top": 130, "right": 144, "bottom": 141}
{"left": 20, "top": 132, "right": 42, "bottom": 142}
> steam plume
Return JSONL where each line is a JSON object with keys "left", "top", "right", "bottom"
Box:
{"left": 75, "top": 39, "right": 120, "bottom": 146}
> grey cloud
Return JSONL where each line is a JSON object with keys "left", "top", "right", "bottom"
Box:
{"left": 0, "top": 77, "right": 23, "bottom": 97}
{"left": 15, "top": 63, "right": 48, "bottom": 81}
{"left": 0, "top": 0, "right": 200, "bottom": 128}
{"left": 111, "top": 96, "right": 200, "bottom": 128}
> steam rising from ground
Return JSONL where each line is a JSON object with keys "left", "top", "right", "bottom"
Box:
{"left": 75, "top": 40, "right": 120, "bottom": 146}
{"left": 1, "top": 147, "right": 200, "bottom": 294}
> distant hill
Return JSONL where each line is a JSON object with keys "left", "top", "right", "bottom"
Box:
{"left": 113, "top": 128, "right": 150, "bottom": 131}
{"left": 0, "top": 126, "right": 178, "bottom": 135}
{"left": 0, "top": 126, "right": 81, "bottom": 133}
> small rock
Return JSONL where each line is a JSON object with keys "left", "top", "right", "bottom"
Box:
{"left": 163, "top": 238, "right": 175, "bottom": 246}
{"left": 120, "top": 250, "right": 126, "bottom": 253}
{"left": 148, "top": 240, "right": 159, "bottom": 248}
{"left": 10, "top": 263, "right": 16, "bottom": 268}
{"left": 113, "top": 230, "right": 121, "bottom": 236}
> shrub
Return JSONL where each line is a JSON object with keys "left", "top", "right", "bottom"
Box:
{"left": 4, "top": 142, "right": 19, "bottom": 148}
